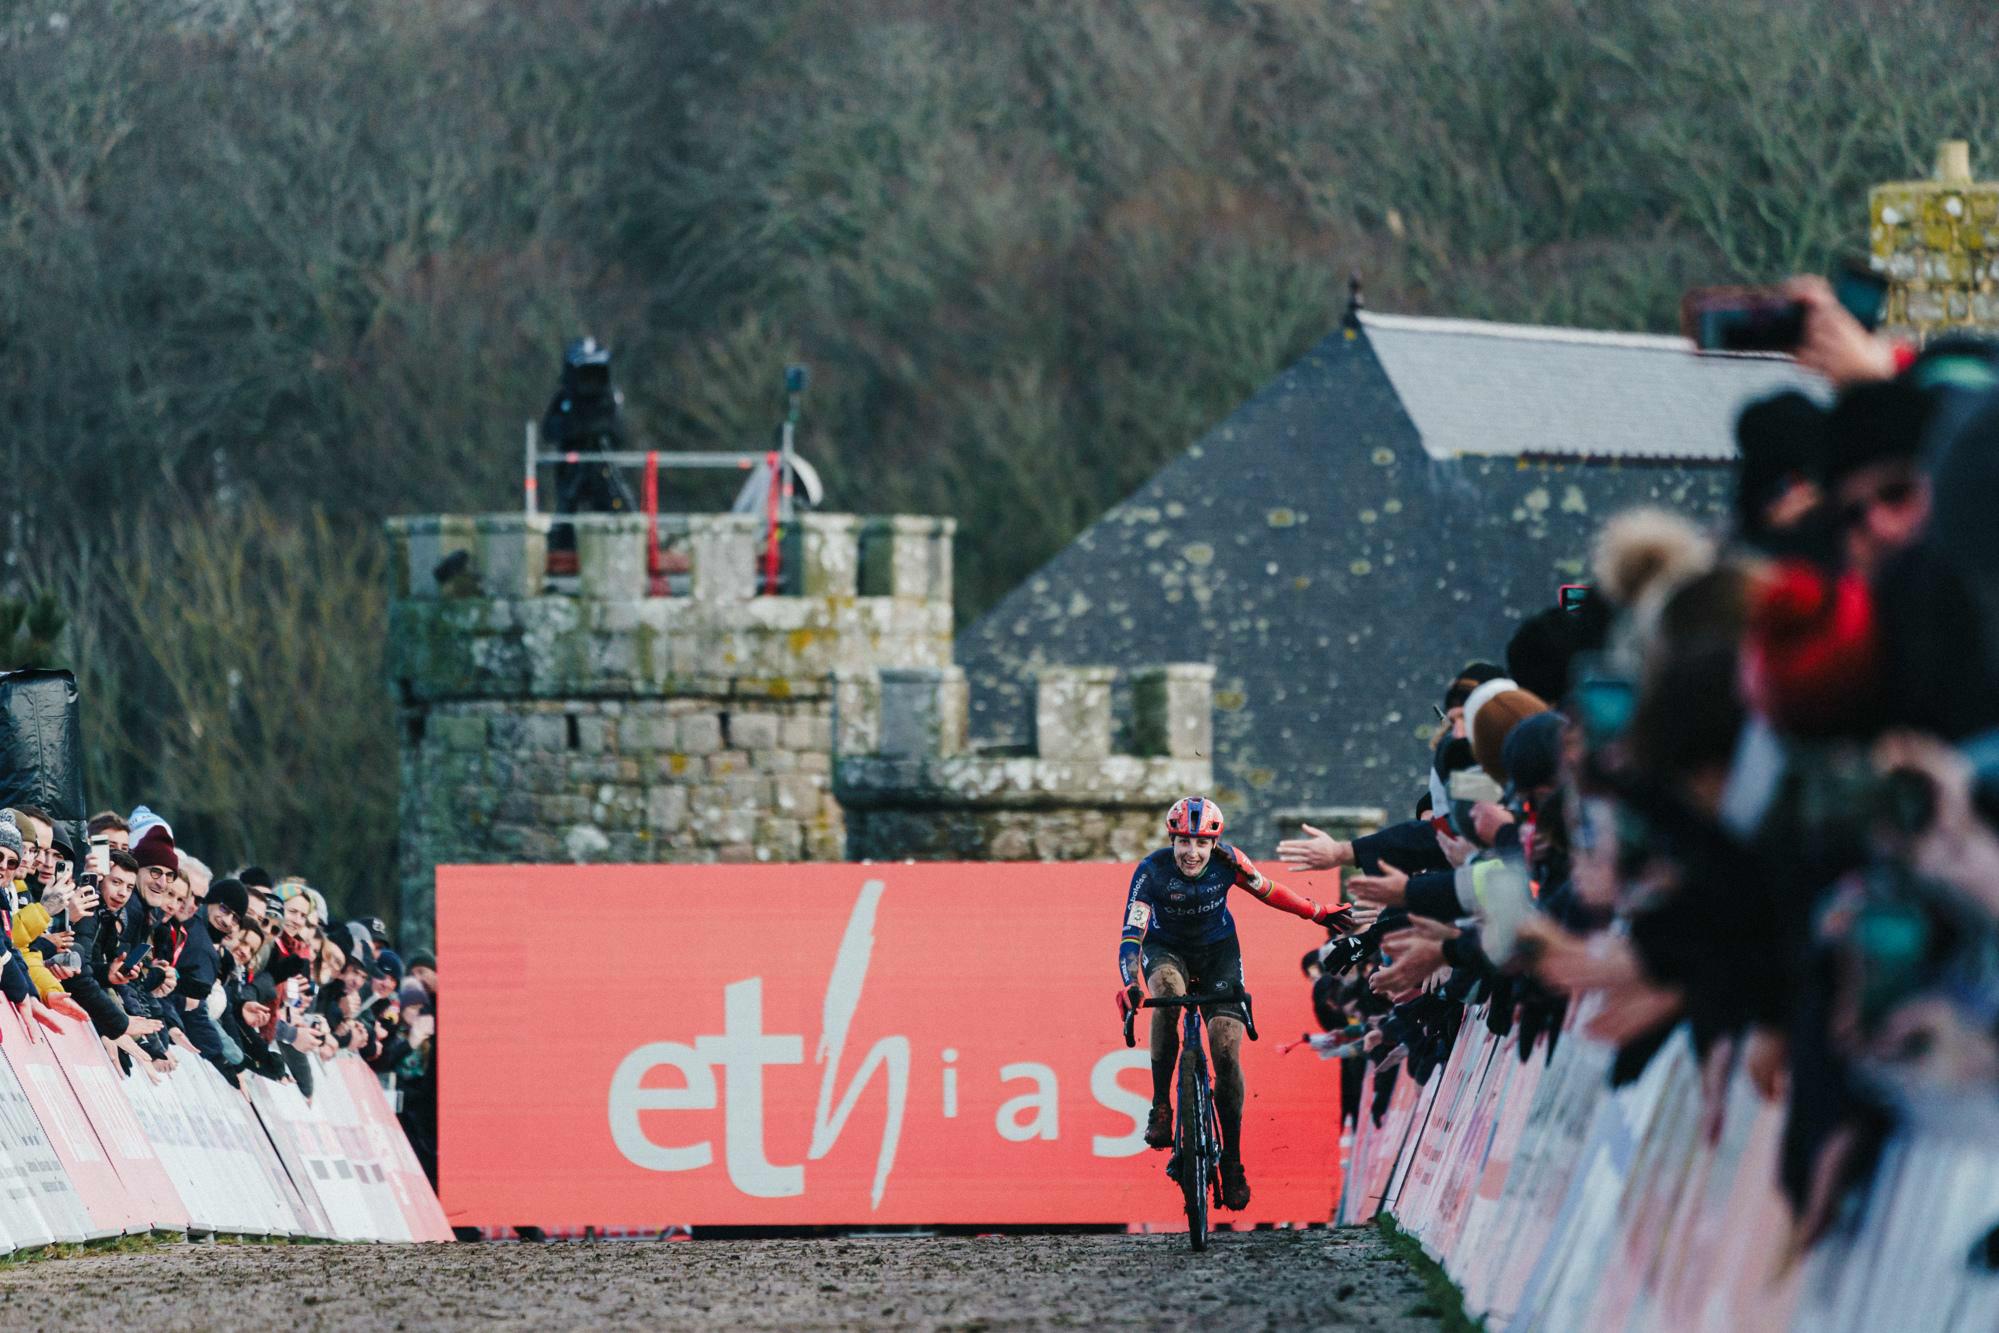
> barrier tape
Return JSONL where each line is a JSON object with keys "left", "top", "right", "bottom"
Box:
{"left": 1339, "top": 1004, "right": 1999, "bottom": 1331}
{"left": 0, "top": 1002, "right": 446, "bottom": 1250}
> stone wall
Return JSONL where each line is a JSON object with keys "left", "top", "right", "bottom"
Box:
{"left": 389, "top": 510, "right": 953, "bottom": 945}
{"left": 835, "top": 663, "right": 1217, "bottom": 862}
{"left": 1871, "top": 140, "right": 1999, "bottom": 337}
{"left": 390, "top": 506, "right": 1231, "bottom": 944}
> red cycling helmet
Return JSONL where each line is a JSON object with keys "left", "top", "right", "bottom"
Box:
{"left": 1165, "top": 796, "right": 1225, "bottom": 840}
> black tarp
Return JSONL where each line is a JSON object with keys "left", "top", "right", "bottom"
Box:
{"left": 0, "top": 670, "right": 88, "bottom": 852}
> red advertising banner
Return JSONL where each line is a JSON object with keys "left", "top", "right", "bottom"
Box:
{"left": 0, "top": 1002, "right": 143, "bottom": 1236}
{"left": 438, "top": 863, "right": 1343, "bottom": 1229}
{"left": 333, "top": 1058, "right": 453, "bottom": 1242}
{"left": 40, "top": 1015, "right": 191, "bottom": 1233}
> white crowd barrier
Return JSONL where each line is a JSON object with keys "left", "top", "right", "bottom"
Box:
{"left": 0, "top": 1000, "right": 449, "bottom": 1248}
{"left": 1339, "top": 1002, "right": 1999, "bottom": 1332}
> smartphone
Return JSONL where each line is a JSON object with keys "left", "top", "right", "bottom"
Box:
{"left": 117, "top": 939, "right": 153, "bottom": 974}
{"left": 1684, "top": 259, "right": 1890, "bottom": 352}
{"left": 1683, "top": 287, "right": 1806, "bottom": 352}
{"left": 1446, "top": 767, "right": 1505, "bottom": 840}
{"left": 1558, "top": 584, "right": 1591, "bottom": 613}
{"left": 1575, "top": 673, "right": 1637, "bottom": 749}
{"left": 87, "top": 835, "right": 110, "bottom": 879}
{"left": 1832, "top": 259, "right": 1890, "bottom": 333}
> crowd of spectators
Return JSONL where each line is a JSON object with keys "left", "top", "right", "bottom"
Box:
{"left": 1275, "top": 276, "right": 1999, "bottom": 1255}
{"left": 0, "top": 805, "right": 439, "bottom": 1182}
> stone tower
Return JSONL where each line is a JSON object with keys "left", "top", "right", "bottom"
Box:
{"left": 386, "top": 510, "right": 953, "bottom": 944}
{"left": 1871, "top": 139, "right": 1999, "bottom": 337}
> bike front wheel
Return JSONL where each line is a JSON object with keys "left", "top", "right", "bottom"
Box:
{"left": 1177, "top": 1049, "right": 1209, "bottom": 1251}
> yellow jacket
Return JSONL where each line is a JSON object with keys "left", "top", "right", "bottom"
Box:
{"left": 10, "top": 902, "right": 66, "bottom": 1001}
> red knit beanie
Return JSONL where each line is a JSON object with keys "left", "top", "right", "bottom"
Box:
{"left": 131, "top": 825, "right": 179, "bottom": 873}
{"left": 1742, "top": 561, "right": 1882, "bottom": 736}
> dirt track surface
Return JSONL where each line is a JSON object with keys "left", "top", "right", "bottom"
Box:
{"left": 6, "top": 1227, "right": 1444, "bottom": 1331}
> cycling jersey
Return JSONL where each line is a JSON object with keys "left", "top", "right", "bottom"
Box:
{"left": 1123, "top": 845, "right": 1252, "bottom": 952}
{"left": 1117, "top": 844, "right": 1334, "bottom": 987}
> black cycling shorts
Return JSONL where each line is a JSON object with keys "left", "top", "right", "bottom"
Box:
{"left": 1141, "top": 934, "right": 1247, "bottom": 1027}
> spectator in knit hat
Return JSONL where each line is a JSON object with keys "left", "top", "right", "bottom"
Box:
{"left": 1500, "top": 711, "right": 1564, "bottom": 806}
{"left": 1466, "top": 683, "right": 1548, "bottom": 786}
{"left": 405, "top": 947, "right": 437, "bottom": 1002}
{"left": 1734, "top": 389, "right": 1836, "bottom": 561}
{"left": 1507, "top": 600, "right": 1610, "bottom": 708}
{"left": 0, "top": 813, "right": 23, "bottom": 883}
{"left": 171, "top": 877, "right": 246, "bottom": 1068}
{"left": 1825, "top": 378, "right": 1932, "bottom": 578}
{"left": 130, "top": 823, "right": 179, "bottom": 910}
{"left": 8, "top": 806, "right": 58, "bottom": 901}
{"left": 237, "top": 865, "right": 275, "bottom": 927}
{"left": 0, "top": 816, "right": 45, "bottom": 1006}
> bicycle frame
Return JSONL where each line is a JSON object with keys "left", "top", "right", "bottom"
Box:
{"left": 1121, "top": 984, "right": 1258, "bottom": 1250}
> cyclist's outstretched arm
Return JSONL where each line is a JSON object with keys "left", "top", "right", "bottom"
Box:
{"left": 1224, "top": 844, "right": 1353, "bottom": 930}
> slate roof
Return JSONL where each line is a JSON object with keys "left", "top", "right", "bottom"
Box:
{"left": 1360, "top": 312, "right": 1825, "bottom": 461}
{"left": 957, "top": 309, "right": 1761, "bottom": 847}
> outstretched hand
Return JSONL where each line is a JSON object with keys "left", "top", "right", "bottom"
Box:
{"left": 1436, "top": 827, "right": 1477, "bottom": 868}
{"left": 1347, "top": 863, "right": 1409, "bottom": 908}
{"left": 1275, "top": 823, "right": 1352, "bottom": 871}
{"left": 26, "top": 997, "right": 65, "bottom": 1034}
{"left": 1370, "top": 929, "right": 1445, "bottom": 995}
{"left": 47, "top": 994, "right": 87, "bottom": 1024}
{"left": 1313, "top": 901, "right": 1358, "bottom": 932}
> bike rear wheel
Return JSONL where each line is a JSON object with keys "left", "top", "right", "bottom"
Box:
{"left": 1177, "top": 1041, "right": 1209, "bottom": 1251}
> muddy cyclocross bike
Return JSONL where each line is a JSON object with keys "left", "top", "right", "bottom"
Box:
{"left": 1122, "top": 982, "right": 1258, "bottom": 1251}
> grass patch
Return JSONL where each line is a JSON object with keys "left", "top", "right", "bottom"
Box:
{"left": 1375, "top": 1213, "right": 1482, "bottom": 1333}
{"left": 0, "top": 1230, "right": 335, "bottom": 1267}
{"left": 0, "top": 1232, "right": 167, "bottom": 1268}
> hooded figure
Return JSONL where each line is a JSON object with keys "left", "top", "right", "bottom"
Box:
{"left": 543, "top": 337, "right": 637, "bottom": 518}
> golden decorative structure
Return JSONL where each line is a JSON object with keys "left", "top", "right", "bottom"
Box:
{"left": 1870, "top": 139, "right": 1999, "bottom": 337}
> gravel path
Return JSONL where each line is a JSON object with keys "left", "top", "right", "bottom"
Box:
{"left": 3, "top": 1226, "right": 1445, "bottom": 1331}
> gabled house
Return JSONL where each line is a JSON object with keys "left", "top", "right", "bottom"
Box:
{"left": 956, "top": 303, "right": 1819, "bottom": 845}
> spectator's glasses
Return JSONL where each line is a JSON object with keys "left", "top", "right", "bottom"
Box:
{"left": 1838, "top": 477, "right": 1919, "bottom": 531}
{"left": 0, "top": 851, "right": 17, "bottom": 874}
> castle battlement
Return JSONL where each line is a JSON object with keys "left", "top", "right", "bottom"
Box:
{"left": 389, "top": 508, "right": 1218, "bottom": 944}
{"left": 833, "top": 663, "right": 1215, "bottom": 863}
{"left": 386, "top": 512, "right": 954, "bottom": 702}
{"left": 388, "top": 509, "right": 955, "bottom": 941}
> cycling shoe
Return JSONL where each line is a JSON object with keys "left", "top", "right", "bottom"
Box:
{"left": 1145, "top": 1101, "right": 1173, "bottom": 1150}
{"left": 1220, "top": 1158, "right": 1251, "bottom": 1211}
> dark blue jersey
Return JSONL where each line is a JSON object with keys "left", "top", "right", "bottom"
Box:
{"left": 1116, "top": 843, "right": 1335, "bottom": 987}
{"left": 1120, "top": 845, "right": 1251, "bottom": 953}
